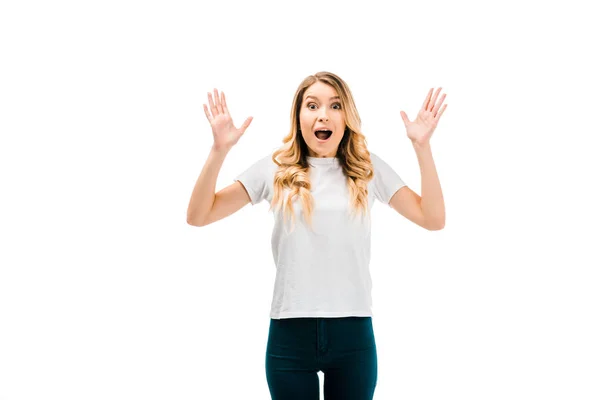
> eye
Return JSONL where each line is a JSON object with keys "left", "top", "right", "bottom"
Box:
{"left": 307, "top": 102, "right": 342, "bottom": 110}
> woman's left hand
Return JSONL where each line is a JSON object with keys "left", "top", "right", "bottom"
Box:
{"left": 400, "top": 87, "right": 448, "bottom": 146}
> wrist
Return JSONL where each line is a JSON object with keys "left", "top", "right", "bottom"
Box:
{"left": 211, "top": 144, "right": 232, "bottom": 155}
{"left": 411, "top": 140, "right": 431, "bottom": 150}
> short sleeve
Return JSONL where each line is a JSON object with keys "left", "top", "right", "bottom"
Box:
{"left": 370, "top": 152, "right": 406, "bottom": 206}
{"left": 234, "top": 154, "right": 273, "bottom": 205}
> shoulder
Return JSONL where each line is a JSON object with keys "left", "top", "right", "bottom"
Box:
{"left": 369, "top": 151, "right": 391, "bottom": 166}
{"left": 368, "top": 151, "right": 389, "bottom": 172}
{"left": 246, "top": 151, "right": 279, "bottom": 171}
{"left": 367, "top": 150, "right": 404, "bottom": 183}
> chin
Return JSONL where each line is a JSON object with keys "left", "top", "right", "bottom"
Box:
{"left": 310, "top": 143, "right": 339, "bottom": 157}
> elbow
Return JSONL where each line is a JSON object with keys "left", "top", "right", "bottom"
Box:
{"left": 426, "top": 218, "right": 445, "bottom": 231}
{"left": 430, "top": 223, "right": 445, "bottom": 231}
{"left": 186, "top": 213, "right": 207, "bottom": 227}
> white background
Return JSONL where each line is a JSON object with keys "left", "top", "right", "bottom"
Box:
{"left": 1, "top": 0, "right": 599, "bottom": 399}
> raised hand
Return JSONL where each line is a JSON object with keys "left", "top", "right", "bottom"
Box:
{"left": 400, "top": 87, "right": 447, "bottom": 146}
{"left": 203, "top": 89, "right": 253, "bottom": 152}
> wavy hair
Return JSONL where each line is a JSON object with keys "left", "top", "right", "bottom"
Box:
{"left": 269, "top": 71, "right": 375, "bottom": 232}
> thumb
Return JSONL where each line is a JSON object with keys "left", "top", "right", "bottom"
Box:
{"left": 400, "top": 111, "right": 410, "bottom": 127}
{"left": 239, "top": 116, "right": 253, "bottom": 134}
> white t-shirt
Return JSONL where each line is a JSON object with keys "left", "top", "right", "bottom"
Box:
{"left": 234, "top": 152, "right": 406, "bottom": 319}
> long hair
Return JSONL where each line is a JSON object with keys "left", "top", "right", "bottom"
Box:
{"left": 269, "top": 71, "right": 374, "bottom": 232}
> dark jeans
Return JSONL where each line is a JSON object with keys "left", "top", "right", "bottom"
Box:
{"left": 265, "top": 316, "right": 378, "bottom": 400}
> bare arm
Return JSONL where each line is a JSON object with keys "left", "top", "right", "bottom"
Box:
{"left": 187, "top": 88, "right": 253, "bottom": 227}
{"left": 186, "top": 146, "right": 251, "bottom": 227}
{"left": 395, "top": 87, "right": 447, "bottom": 230}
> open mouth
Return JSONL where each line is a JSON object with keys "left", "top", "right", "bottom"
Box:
{"left": 314, "top": 129, "right": 333, "bottom": 141}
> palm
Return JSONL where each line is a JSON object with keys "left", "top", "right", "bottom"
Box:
{"left": 210, "top": 113, "right": 237, "bottom": 143}
{"left": 203, "top": 89, "right": 253, "bottom": 151}
{"left": 400, "top": 87, "right": 448, "bottom": 145}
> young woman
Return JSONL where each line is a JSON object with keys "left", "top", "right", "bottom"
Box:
{"left": 187, "top": 71, "right": 447, "bottom": 400}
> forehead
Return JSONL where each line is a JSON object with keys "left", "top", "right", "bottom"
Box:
{"left": 303, "top": 81, "right": 338, "bottom": 100}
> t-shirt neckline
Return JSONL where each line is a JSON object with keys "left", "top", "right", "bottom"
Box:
{"left": 307, "top": 156, "right": 340, "bottom": 165}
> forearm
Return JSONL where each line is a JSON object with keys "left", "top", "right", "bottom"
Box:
{"left": 413, "top": 141, "right": 445, "bottom": 228}
{"left": 186, "top": 146, "right": 230, "bottom": 225}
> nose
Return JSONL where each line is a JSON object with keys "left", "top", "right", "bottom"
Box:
{"left": 318, "top": 110, "right": 329, "bottom": 122}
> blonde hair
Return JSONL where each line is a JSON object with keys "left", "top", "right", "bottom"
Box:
{"left": 269, "top": 71, "right": 375, "bottom": 232}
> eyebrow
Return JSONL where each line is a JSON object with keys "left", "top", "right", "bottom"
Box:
{"left": 305, "top": 95, "right": 340, "bottom": 102}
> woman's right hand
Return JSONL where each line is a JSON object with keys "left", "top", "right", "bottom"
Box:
{"left": 203, "top": 89, "right": 253, "bottom": 152}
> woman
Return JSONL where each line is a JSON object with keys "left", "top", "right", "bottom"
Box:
{"left": 187, "top": 71, "right": 447, "bottom": 399}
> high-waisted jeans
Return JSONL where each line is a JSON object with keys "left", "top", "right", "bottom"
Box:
{"left": 265, "top": 316, "right": 378, "bottom": 400}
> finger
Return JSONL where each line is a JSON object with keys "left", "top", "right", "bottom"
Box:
{"left": 435, "top": 104, "right": 448, "bottom": 121}
{"left": 421, "top": 88, "right": 433, "bottom": 111}
{"left": 429, "top": 87, "right": 442, "bottom": 112}
{"left": 203, "top": 103, "right": 213, "bottom": 123}
{"left": 221, "top": 91, "right": 229, "bottom": 115}
{"left": 214, "top": 88, "right": 224, "bottom": 114}
{"left": 207, "top": 92, "right": 218, "bottom": 116}
{"left": 239, "top": 116, "right": 253, "bottom": 134}
{"left": 400, "top": 111, "right": 410, "bottom": 127}
{"left": 432, "top": 93, "right": 446, "bottom": 115}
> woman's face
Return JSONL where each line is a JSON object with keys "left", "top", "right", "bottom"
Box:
{"left": 299, "top": 81, "right": 346, "bottom": 158}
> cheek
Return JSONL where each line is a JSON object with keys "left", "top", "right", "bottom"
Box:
{"left": 298, "top": 113, "right": 310, "bottom": 128}
{"left": 335, "top": 126, "right": 347, "bottom": 142}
